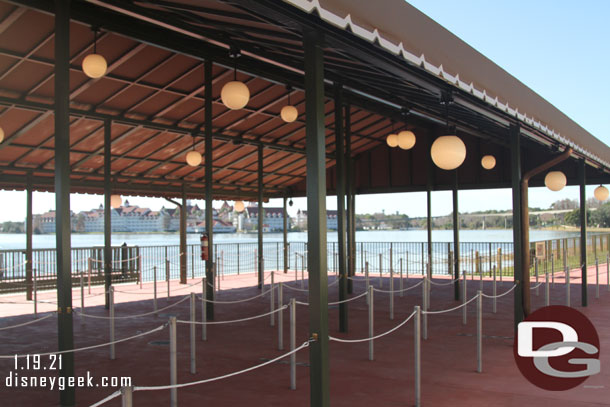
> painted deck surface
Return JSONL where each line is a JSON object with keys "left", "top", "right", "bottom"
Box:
{"left": 0, "top": 266, "right": 609, "bottom": 406}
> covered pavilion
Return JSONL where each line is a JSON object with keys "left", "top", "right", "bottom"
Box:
{"left": 0, "top": 1, "right": 609, "bottom": 406}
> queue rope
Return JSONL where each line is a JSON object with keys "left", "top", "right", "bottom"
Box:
{"left": 177, "top": 305, "right": 287, "bottom": 325}
{"left": 76, "top": 295, "right": 190, "bottom": 320}
{"left": 0, "top": 313, "right": 56, "bottom": 331}
{"left": 329, "top": 310, "right": 417, "bottom": 343}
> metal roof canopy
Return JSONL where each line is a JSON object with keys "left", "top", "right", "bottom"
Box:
{"left": 0, "top": 0, "right": 608, "bottom": 202}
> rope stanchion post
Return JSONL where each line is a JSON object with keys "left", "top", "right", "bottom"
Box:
{"left": 121, "top": 386, "right": 133, "bottom": 407}
{"left": 535, "top": 258, "right": 539, "bottom": 297}
{"left": 365, "top": 261, "right": 370, "bottom": 295}
{"left": 190, "top": 292, "right": 196, "bottom": 374}
{"left": 566, "top": 265, "right": 571, "bottom": 307}
{"left": 477, "top": 252, "right": 482, "bottom": 291}
{"left": 492, "top": 265, "right": 497, "bottom": 314}
{"left": 422, "top": 277, "right": 428, "bottom": 340}
{"left": 368, "top": 285, "right": 374, "bottom": 360}
{"left": 166, "top": 259, "right": 170, "bottom": 301}
{"left": 399, "top": 257, "right": 404, "bottom": 298}
{"left": 477, "top": 290, "right": 482, "bottom": 373}
{"left": 169, "top": 316, "right": 177, "bottom": 407}
{"left": 110, "top": 286, "right": 115, "bottom": 360}
{"left": 545, "top": 268, "right": 550, "bottom": 306}
{"left": 201, "top": 278, "right": 207, "bottom": 341}
{"left": 595, "top": 257, "right": 599, "bottom": 299}
{"left": 414, "top": 305, "right": 421, "bottom": 407}
{"left": 278, "top": 282, "right": 283, "bottom": 350}
{"left": 153, "top": 266, "right": 158, "bottom": 313}
{"left": 290, "top": 298, "right": 296, "bottom": 390}
{"left": 462, "top": 270, "right": 467, "bottom": 325}
{"left": 270, "top": 271, "right": 275, "bottom": 327}
{"left": 390, "top": 263, "right": 394, "bottom": 320}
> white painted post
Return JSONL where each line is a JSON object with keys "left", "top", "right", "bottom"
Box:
{"left": 290, "top": 298, "right": 296, "bottom": 390}
{"left": 190, "top": 292, "right": 196, "bottom": 374}
{"left": 492, "top": 265, "right": 497, "bottom": 314}
{"left": 110, "top": 286, "right": 115, "bottom": 360}
{"left": 278, "top": 282, "right": 283, "bottom": 350}
{"left": 368, "top": 285, "right": 374, "bottom": 361}
{"left": 201, "top": 278, "right": 207, "bottom": 341}
{"left": 270, "top": 271, "right": 275, "bottom": 327}
{"left": 169, "top": 316, "right": 177, "bottom": 407}
{"left": 545, "top": 270, "right": 550, "bottom": 306}
{"left": 497, "top": 247, "right": 502, "bottom": 283}
{"left": 414, "top": 305, "right": 421, "bottom": 407}
{"left": 477, "top": 291, "right": 482, "bottom": 373}
{"left": 121, "top": 386, "right": 133, "bottom": 407}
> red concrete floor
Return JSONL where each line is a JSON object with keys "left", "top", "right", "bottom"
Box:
{"left": 0, "top": 266, "right": 609, "bottom": 407}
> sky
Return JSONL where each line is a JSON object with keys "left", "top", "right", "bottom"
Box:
{"left": 0, "top": 0, "right": 609, "bottom": 222}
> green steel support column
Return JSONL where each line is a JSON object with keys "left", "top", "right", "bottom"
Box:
{"left": 204, "top": 58, "right": 214, "bottom": 320}
{"left": 258, "top": 145, "right": 264, "bottom": 289}
{"left": 104, "top": 119, "right": 111, "bottom": 310}
{"left": 304, "top": 27, "right": 329, "bottom": 407}
{"left": 283, "top": 195, "right": 288, "bottom": 274}
{"left": 345, "top": 105, "right": 354, "bottom": 294}
{"left": 579, "top": 159, "right": 588, "bottom": 307}
{"left": 26, "top": 176, "right": 33, "bottom": 301}
{"left": 510, "top": 124, "right": 524, "bottom": 332}
{"left": 334, "top": 84, "right": 348, "bottom": 332}
{"left": 54, "top": 1, "right": 75, "bottom": 404}
{"left": 452, "top": 172, "right": 460, "bottom": 300}
{"left": 180, "top": 185, "right": 187, "bottom": 284}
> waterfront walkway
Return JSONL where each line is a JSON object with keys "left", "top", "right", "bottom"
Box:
{"left": 0, "top": 266, "right": 608, "bottom": 406}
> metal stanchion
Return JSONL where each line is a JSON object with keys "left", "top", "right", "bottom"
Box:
{"left": 270, "top": 271, "right": 275, "bottom": 327}
{"left": 422, "top": 277, "right": 428, "bottom": 340}
{"left": 414, "top": 305, "right": 421, "bottom": 407}
{"left": 368, "top": 285, "right": 374, "bottom": 361}
{"left": 153, "top": 266, "right": 158, "bottom": 313}
{"left": 462, "top": 270, "right": 467, "bottom": 325}
{"left": 545, "top": 270, "right": 550, "bottom": 306}
{"left": 278, "top": 282, "right": 283, "bottom": 350}
{"left": 290, "top": 298, "right": 296, "bottom": 390}
{"left": 110, "top": 286, "right": 115, "bottom": 360}
{"left": 365, "top": 261, "right": 370, "bottom": 291}
{"left": 169, "top": 316, "right": 177, "bottom": 407}
{"left": 566, "top": 266, "right": 571, "bottom": 307}
{"left": 190, "top": 292, "right": 196, "bottom": 374}
{"left": 477, "top": 291, "right": 482, "bottom": 373}
{"left": 492, "top": 265, "right": 497, "bottom": 314}
{"left": 201, "top": 278, "right": 207, "bottom": 341}
{"left": 390, "top": 265, "right": 394, "bottom": 320}
{"left": 400, "top": 258, "right": 404, "bottom": 298}
{"left": 596, "top": 258, "right": 599, "bottom": 299}
{"left": 121, "top": 386, "right": 133, "bottom": 407}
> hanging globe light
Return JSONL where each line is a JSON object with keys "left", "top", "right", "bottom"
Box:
{"left": 234, "top": 200, "right": 245, "bottom": 212}
{"left": 110, "top": 194, "right": 122, "bottom": 209}
{"left": 221, "top": 80, "right": 250, "bottom": 110}
{"left": 186, "top": 150, "right": 202, "bottom": 167}
{"left": 594, "top": 185, "right": 609, "bottom": 201}
{"left": 82, "top": 28, "right": 107, "bottom": 79}
{"left": 544, "top": 171, "right": 567, "bottom": 191}
{"left": 481, "top": 155, "right": 496, "bottom": 170}
{"left": 397, "top": 130, "right": 416, "bottom": 150}
{"left": 430, "top": 135, "right": 467, "bottom": 170}
{"left": 386, "top": 133, "right": 398, "bottom": 148}
{"left": 281, "top": 105, "right": 298, "bottom": 123}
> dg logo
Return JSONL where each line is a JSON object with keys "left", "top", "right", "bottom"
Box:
{"left": 514, "top": 305, "right": 601, "bottom": 390}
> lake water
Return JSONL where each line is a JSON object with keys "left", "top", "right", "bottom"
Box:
{"left": 0, "top": 229, "right": 582, "bottom": 250}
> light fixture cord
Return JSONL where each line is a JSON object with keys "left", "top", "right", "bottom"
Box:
{"left": 192, "top": 135, "right": 196, "bottom": 150}
{"left": 93, "top": 29, "right": 98, "bottom": 54}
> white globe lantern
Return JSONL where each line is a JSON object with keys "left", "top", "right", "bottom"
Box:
{"left": 397, "top": 130, "right": 416, "bottom": 150}
{"left": 386, "top": 133, "right": 398, "bottom": 148}
{"left": 234, "top": 200, "right": 245, "bottom": 212}
{"left": 110, "top": 194, "right": 122, "bottom": 209}
{"left": 430, "top": 135, "right": 467, "bottom": 170}
{"left": 544, "top": 171, "right": 567, "bottom": 191}
{"left": 82, "top": 53, "right": 107, "bottom": 79}
{"left": 594, "top": 185, "right": 609, "bottom": 201}
{"left": 481, "top": 155, "right": 496, "bottom": 170}
{"left": 185, "top": 150, "right": 202, "bottom": 167}
{"left": 280, "top": 105, "right": 298, "bottom": 123}
{"left": 221, "top": 80, "right": 250, "bottom": 110}
{"left": 0, "top": 126, "right": 4, "bottom": 143}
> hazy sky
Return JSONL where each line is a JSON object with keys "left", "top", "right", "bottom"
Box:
{"left": 0, "top": 0, "right": 608, "bottom": 222}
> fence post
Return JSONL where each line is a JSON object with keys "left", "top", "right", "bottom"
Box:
{"left": 414, "top": 305, "right": 421, "bottom": 407}
{"left": 477, "top": 290, "right": 482, "bottom": 373}
{"left": 121, "top": 386, "right": 133, "bottom": 407}
{"left": 201, "top": 278, "right": 207, "bottom": 341}
{"left": 368, "top": 285, "right": 374, "bottom": 361}
{"left": 422, "top": 277, "right": 428, "bottom": 340}
{"left": 109, "top": 286, "right": 115, "bottom": 360}
{"left": 290, "top": 298, "right": 296, "bottom": 390}
{"left": 187, "top": 292, "right": 196, "bottom": 374}
{"left": 462, "top": 270, "right": 467, "bottom": 325}
{"left": 169, "top": 316, "right": 177, "bottom": 407}
{"left": 270, "top": 271, "right": 275, "bottom": 327}
{"left": 492, "top": 265, "right": 497, "bottom": 314}
{"left": 278, "top": 282, "right": 284, "bottom": 350}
